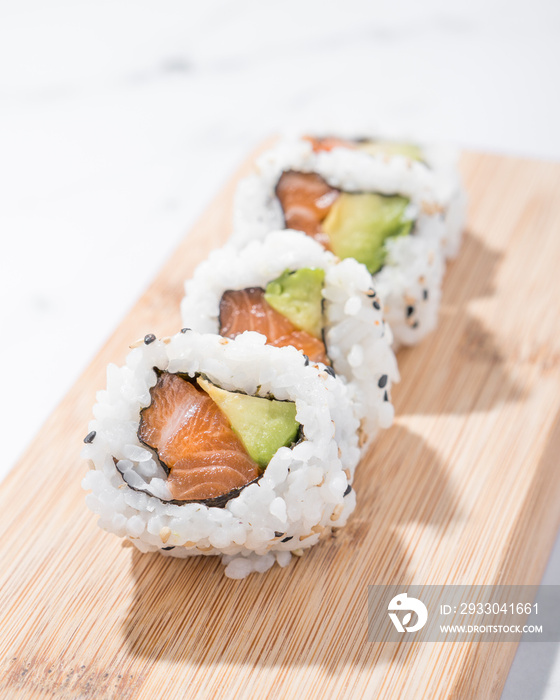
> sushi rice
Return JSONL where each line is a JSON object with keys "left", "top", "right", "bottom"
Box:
{"left": 82, "top": 330, "right": 360, "bottom": 579}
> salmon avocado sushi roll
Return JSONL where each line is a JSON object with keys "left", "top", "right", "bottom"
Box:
{"left": 181, "top": 230, "right": 398, "bottom": 448}
{"left": 82, "top": 330, "right": 360, "bottom": 578}
{"left": 233, "top": 136, "right": 449, "bottom": 347}
{"left": 302, "top": 133, "right": 466, "bottom": 259}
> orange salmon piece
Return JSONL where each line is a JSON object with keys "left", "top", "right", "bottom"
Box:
{"left": 138, "top": 371, "right": 261, "bottom": 502}
{"left": 219, "top": 287, "right": 330, "bottom": 365}
{"left": 303, "top": 135, "right": 354, "bottom": 152}
{"left": 275, "top": 170, "right": 339, "bottom": 250}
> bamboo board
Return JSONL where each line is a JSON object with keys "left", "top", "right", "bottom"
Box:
{"left": 1, "top": 149, "right": 560, "bottom": 700}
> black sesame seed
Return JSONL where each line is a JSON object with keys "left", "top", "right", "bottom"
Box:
{"left": 180, "top": 327, "right": 191, "bottom": 334}
{"left": 83, "top": 431, "right": 96, "bottom": 444}
{"left": 281, "top": 535, "right": 293, "bottom": 543}
{"left": 406, "top": 306, "right": 414, "bottom": 318}
{"left": 412, "top": 321, "right": 419, "bottom": 329}
{"left": 343, "top": 484, "right": 352, "bottom": 497}
{"left": 144, "top": 334, "right": 156, "bottom": 345}
{"left": 423, "top": 289, "right": 429, "bottom": 301}
{"left": 373, "top": 300, "right": 381, "bottom": 310}
{"left": 383, "top": 390, "right": 389, "bottom": 402}
{"left": 303, "top": 354, "right": 310, "bottom": 366}
{"left": 325, "top": 366, "right": 336, "bottom": 378}
{"left": 366, "top": 289, "right": 376, "bottom": 298}
{"left": 162, "top": 546, "right": 175, "bottom": 551}
{"left": 378, "top": 374, "right": 388, "bottom": 389}
{"left": 274, "top": 531, "right": 284, "bottom": 538}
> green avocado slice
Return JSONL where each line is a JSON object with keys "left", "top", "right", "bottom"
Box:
{"left": 322, "top": 192, "right": 413, "bottom": 274}
{"left": 197, "top": 377, "right": 300, "bottom": 469}
{"left": 264, "top": 267, "right": 325, "bottom": 338}
{"left": 356, "top": 140, "right": 424, "bottom": 162}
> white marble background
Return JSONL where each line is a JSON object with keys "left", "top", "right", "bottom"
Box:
{"left": 1, "top": 1, "right": 559, "bottom": 697}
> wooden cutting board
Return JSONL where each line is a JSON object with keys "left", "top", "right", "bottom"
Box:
{"left": 1, "top": 148, "right": 560, "bottom": 700}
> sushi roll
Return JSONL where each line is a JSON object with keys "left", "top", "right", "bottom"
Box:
{"left": 82, "top": 330, "right": 360, "bottom": 579}
{"left": 233, "top": 137, "right": 447, "bottom": 347}
{"left": 302, "top": 133, "right": 467, "bottom": 259}
{"left": 181, "top": 230, "right": 399, "bottom": 447}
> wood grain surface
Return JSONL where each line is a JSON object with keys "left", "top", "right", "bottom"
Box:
{"left": 1, "top": 149, "right": 560, "bottom": 700}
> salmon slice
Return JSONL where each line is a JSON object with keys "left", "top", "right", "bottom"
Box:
{"left": 219, "top": 287, "right": 330, "bottom": 365}
{"left": 303, "top": 135, "right": 354, "bottom": 153}
{"left": 275, "top": 171, "right": 339, "bottom": 249}
{"left": 138, "top": 371, "right": 261, "bottom": 502}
